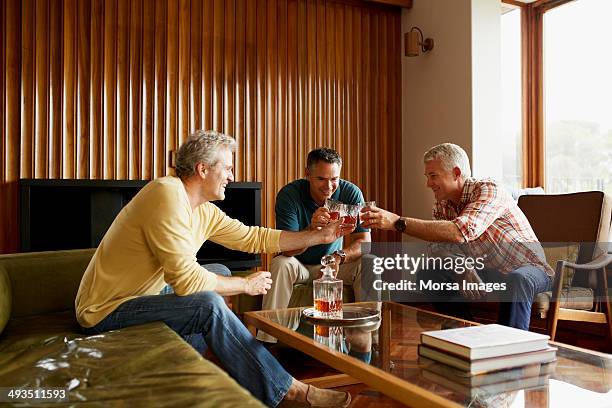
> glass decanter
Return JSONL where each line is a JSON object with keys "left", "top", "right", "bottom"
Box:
{"left": 313, "top": 254, "right": 343, "bottom": 318}
{"left": 313, "top": 325, "right": 344, "bottom": 352}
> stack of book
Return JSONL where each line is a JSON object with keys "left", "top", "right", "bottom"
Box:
{"left": 420, "top": 357, "right": 556, "bottom": 397}
{"left": 418, "top": 324, "right": 557, "bottom": 376}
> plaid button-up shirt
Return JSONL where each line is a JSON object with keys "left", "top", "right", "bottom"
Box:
{"left": 433, "top": 178, "right": 554, "bottom": 276}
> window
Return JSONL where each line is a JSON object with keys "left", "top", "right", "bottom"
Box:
{"left": 543, "top": 0, "right": 612, "bottom": 195}
{"left": 501, "top": 6, "right": 523, "bottom": 190}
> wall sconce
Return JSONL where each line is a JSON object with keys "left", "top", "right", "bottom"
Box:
{"left": 404, "top": 27, "right": 434, "bottom": 57}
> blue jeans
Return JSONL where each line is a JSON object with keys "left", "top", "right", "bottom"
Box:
{"left": 80, "top": 267, "right": 292, "bottom": 407}
{"left": 417, "top": 265, "right": 552, "bottom": 330}
{"left": 159, "top": 263, "right": 231, "bottom": 353}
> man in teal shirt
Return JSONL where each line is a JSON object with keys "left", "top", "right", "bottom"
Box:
{"left": 259, "top": 148, "right": 371, "bottom": 342}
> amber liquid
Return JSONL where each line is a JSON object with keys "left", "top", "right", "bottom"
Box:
{"left": 314, "top": 298, "right": 343, "bottom": 314}
{"left": 314, "top": 325, "right": 329, "bottom": 337}
{"left": 329, "top": 211, "right": 340, "bottom": 220}
{"left": 343, "top": 215, "right": 357, "bottom": 225}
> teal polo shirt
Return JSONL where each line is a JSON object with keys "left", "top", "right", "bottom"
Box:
{"left": 275, "top": 178, "right": 368, "bottom": 265}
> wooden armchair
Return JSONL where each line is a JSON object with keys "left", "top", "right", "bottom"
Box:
{"left": 517, "top": 191, "right": 612, "bottom": 342}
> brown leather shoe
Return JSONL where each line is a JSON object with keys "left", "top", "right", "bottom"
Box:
{"left": 279, "top": 385, "right": 351, "bottom": 408}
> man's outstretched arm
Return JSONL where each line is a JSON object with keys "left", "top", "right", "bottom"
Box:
{"left": 360, "top": 207, "right": 464, "bottom": 242}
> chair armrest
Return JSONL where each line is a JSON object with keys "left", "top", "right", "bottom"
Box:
{"left": 557, "top": 253, "right": 612, "bottom": 271}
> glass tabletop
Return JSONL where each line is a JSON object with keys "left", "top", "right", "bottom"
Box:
{"left": 249, "top": 302, "right": 612, "bottom": 408}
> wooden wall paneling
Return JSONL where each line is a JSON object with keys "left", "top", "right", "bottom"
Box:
{"left": 177, "top": 0, "right": 190, "bottom": 147}
{"left": 1, "top": 0, "right": 5, "bottom": 252}
{"left": 202, "top": 0, "right": 213, "bottom": 131}
{"left": 306, "top": 0, "right": 316, "bottom": 153}
{"left": 1, "top": 0, "right": 403, "bottom": 255}
{"left": 103, "top": 0, "right": 117, "bottom": 179}
{"left": 315, "top": 0, "right": 325, "bottom": 147}
{"left": 352, "top": 5, "right": 362, "bottom": 191}
{"left": 128, "top": 0, "right": 143, "bottom": 179}
{"left": 178, "top": 0, "right": 190, "bottom": 143}
{"left": 49, "top": 0, "right": 62, "bottom": 178}
{"left": 254, "top": 0, "right": 265, "bottom": 184}
{"left": 1, "top": 0, "right": 5, "bottom": 190}
{"left": 141, "top": 0, "right": 155, "bottom": 179}
{"left": 212, "top": 0, "right": 224, "bottom": 131}
{"left": 234, "top": 0, "right": 245, "bottom": 180}
{"left": 166, "top": 0, "right": 179, "bottom": 173}
{"left": 21, "top": 0, "right": 34, "bottom": 179}
{"left": 361, "top": 10, "right": 371, "bottom": 208}
{"left": 77, "top": 0, "right": 91, "bottom": 179}
{"left": 286, "top": 0, "right": 297, "bottom": 181}
{"left": 379, "top": 11, "right": 388, "bottom": 211}
{"left": 325, "top": 0, "right": 335, "bottom": 149}
{"left": 3, "top": 0, "right": 21, "bottom": 254}
{"left": 277, "top": 0, "right": 287, "bottom": 189}
{"left": 34, "top": 0, "right": 49, "bottom": 178}
{"left": 116, "top": 0, "right": 129, "bottom": 179}
{"left": 90, "top": 0, "right": 103, "bottom": 179}
{"left": 190, "top": 0, "right": 203, "bottom": 132}
{"left": 62, "top": 0, "right": 77, "bottom": 178}
{"left": 370, "top": 11, "right": 380, "bottom": 211}
{"left": 296, "top": 0, "right": 306, "bottom": 175}
{"left": 334, "top": 2, "right": 344, "bottom": 162}
{"left": 244, "top": 0, "right": 256, "bottom": 181}
{"left": 153, "top": 0, "right": 167, "bottom": 178}
{"left": 345, "top": 3, "right": 354, "bottom": 181}
{"left": 223, "top": 0, "right": 235, "bottom": 136}
{"left": 265, "top": 0, "right": 277, "bottom": 231}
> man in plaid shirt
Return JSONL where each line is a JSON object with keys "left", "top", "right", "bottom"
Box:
{"left": 361, "top": 143, "right": 553, "bottom": 330}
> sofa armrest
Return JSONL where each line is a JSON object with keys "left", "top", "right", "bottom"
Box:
{"left": 0, "top": 268, "right": 11, "bottom": 335}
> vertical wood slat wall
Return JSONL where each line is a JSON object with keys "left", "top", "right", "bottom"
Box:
{"left": 1, "top": 0, "right": 402, "bottom": 259}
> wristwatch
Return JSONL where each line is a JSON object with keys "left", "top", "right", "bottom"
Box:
{"left": 333, "top": 249, "right": 347, "bottom": 265}
{"left": 394, "top": 217, "right": 407, "bottom": 233}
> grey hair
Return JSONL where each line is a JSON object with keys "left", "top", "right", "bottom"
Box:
{"left": 423, "top": 143, "right": 471, "bottom": 178}
{"left": 175, "top": 130, "right": 237, "bottom": 179}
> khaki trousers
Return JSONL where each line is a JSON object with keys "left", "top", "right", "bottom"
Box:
{"left": 262, "top": 255, "right": 364, "bottom": 311}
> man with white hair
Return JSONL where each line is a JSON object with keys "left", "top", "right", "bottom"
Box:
{"left": 75, "top": 130, "right": 352, "bottom": 407}
{"left": 361, "top": 143, "right": 553, "bottom": 330}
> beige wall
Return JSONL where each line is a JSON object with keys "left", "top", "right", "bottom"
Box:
{"left": 401, "top": 0, "right": 501, "bottom": 223}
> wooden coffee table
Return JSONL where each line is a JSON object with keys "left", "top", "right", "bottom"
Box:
{"left": 244, "top": 302, "right": 612, "bottom": 408}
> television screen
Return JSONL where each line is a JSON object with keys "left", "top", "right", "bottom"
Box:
{"left": 20, "top": 179, "right": 262, "bottom": 270}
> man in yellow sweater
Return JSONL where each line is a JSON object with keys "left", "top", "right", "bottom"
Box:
{"left": 75, "top": 130, "right": 352, "bottom": 408}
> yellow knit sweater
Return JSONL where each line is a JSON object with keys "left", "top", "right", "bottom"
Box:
{"left": 75, "top": 176, "right": 281, "bottom": 327}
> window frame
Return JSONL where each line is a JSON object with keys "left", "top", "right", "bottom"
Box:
{"left": 502, "top": 0, "right": 575, "bottom": 188}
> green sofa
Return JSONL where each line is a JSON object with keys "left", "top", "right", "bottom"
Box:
{"left": 0, "top": 249, "right": 263, "bottom": 407}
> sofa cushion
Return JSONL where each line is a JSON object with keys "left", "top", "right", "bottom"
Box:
{"left": 533, "top": 287, "right": 594, "bottom": 318}
{"left": 0, "top": 268, "right": 10, "bottom": 335}
{"left": 0, "top": 249, "right": 95, "bottom": 318}
{"left": 0, "top": 320, "right": 264, "bottom": 407}
{"left": 542, "top": 244, "right": 580, "bottom": 289}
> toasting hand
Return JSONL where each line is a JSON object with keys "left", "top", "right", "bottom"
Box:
{"left": 318, "top": 219, "right": 356, "bottom": 244}
{"left": 359, "top": 205, "right": 400, "bottom": 230}
{"left": 310, "top": 206, "right": 332, "bottom": 230}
